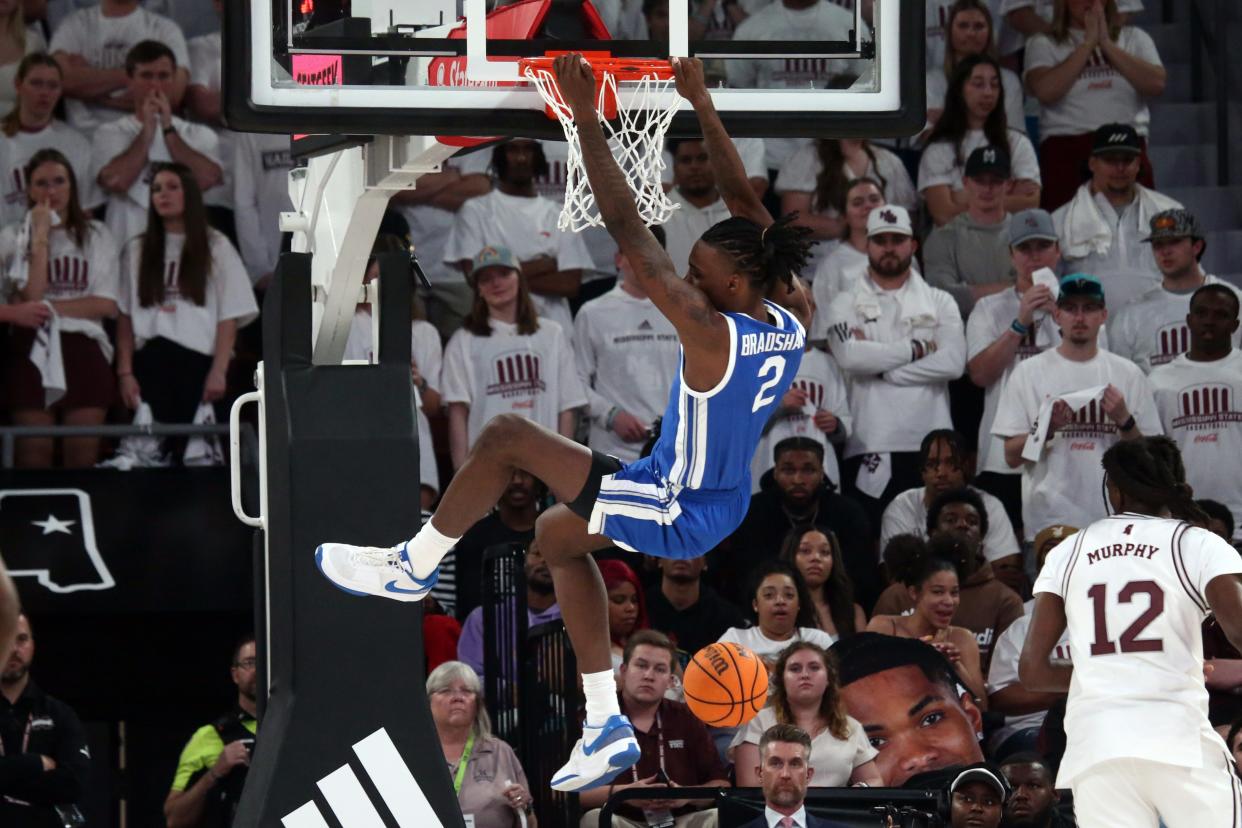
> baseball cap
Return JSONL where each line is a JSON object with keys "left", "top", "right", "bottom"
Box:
{"left": 964, "top": 145, "right": 1011, "bottom": 179}
{"left": 866, "top": 205, "right": 913, "bottom": 238}
{"left": 469, "top": 245, "right": 521, "bottom": 283}
{"left": 1142, "top": 208, "right": 1203, "bottom": 243}
{"left": 1009, "top": 209, "right": 1058, "bottom": 246}
{"left": 1092, "top": 123, "right": 1142, "bottom": 156}
{"left": 950, "top": 763, "right": 1011, "bottom": 801}
{"left": 1033, "top": 524, "right": 1078, "bottom": 554}
{"left": 1057, "top": 273, "right": 1105, "bottom": 305}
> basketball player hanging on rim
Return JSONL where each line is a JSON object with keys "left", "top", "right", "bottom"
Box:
{"left": 1020, "top": 436, "right": 1242, "bottom": 827}
{"left": 316, "top": 55, "right": 813, "bottom": 791}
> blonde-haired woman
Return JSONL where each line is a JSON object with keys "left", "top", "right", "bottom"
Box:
{"left": 428, "top": 661, "right": 537, "bottom": 828}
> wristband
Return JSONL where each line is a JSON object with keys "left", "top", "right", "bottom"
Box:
{"left": 605, "top": 406, "right": 620, "bottom": 432}
{"left": 1010, "top": 319, "right": 1030, "bottom": 337}
{"left": 162, "top": 124, "right": 176, "bottom": 136}
{"left": 1119, "top": 414, "right": 1137, "bottom": 432}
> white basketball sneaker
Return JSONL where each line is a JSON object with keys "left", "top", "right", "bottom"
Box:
{"left": 550, "top": 714, "right": 641, "bottom": 792}
{"left": 314, "top": 541, "right": 438, "bottom": 602}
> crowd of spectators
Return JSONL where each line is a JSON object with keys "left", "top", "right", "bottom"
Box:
{"left": 0, "top": 0, "right": 1239, "bottom": 825}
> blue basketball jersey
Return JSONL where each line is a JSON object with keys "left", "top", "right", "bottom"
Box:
{"left": 648, "top": 301, "right": 806, "bottom": 494}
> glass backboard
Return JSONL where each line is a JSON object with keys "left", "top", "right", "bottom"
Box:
{"left": 224, "top": 0, "right": 924, "bottom": 140}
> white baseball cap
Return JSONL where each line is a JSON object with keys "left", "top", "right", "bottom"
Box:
{"left": 866, "top": 205, "right": 914, "bottom": 238}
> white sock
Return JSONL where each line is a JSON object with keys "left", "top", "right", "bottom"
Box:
{"left": 582, "top": 669, "right": 621, "bottom": 727}
{"left": 403, "top": 521, "right": 459, "bottom": 579}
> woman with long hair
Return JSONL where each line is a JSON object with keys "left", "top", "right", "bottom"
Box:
{"left": 731, "top": 642, "right": 883, "bottom": 786}
{"left": 440, "top": 245, "right": 587, "bottom": 471}
{"left": 0, "top": 0, "right": 46, "bottom": 111}
{"left": 598, "top": 557, "right": 648, "bottom": 673}
{"left": 867, "top": 555, "right": 987, "bottom": 705}
{"left": 780, "top": 525, "right": 866, "bottom": 639}
{"left": 776, "top": 139, "right": 915, "bottom": 277}
{"left": 719, "top": 560, "right": 836, "bottom": 668}
{"left": 927, "top": 0, "right": 1026, "bottom": 135}
{"left": 427, "top": 661, "right": 537, "bottom": 828}
{"left": 1024, "top": 0, "right": 1164, "bottom": 210}
{"left": 115, "top": 162, "right": 258, "bottom": 460}
{"left": 0, "top": 54, "right": 98, "bottom": 228}
{"left": 0, "top": 148, "right": 118, "bottom": 467}
{"left": 919, "top": 54, "right": 1042, "bottom": 225}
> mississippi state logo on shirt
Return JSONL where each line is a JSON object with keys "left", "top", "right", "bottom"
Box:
{"left": 1152, "top": 321, "right": 1190, "bottom": 366}
{"left": 1016, "top": 322, "right": 1046, "bottom": 360}
{"left": 486, "top": 350, "right": 546, "bottom": 399}
{"left": 1061, "top": 398, "right": 1116, "bottom": 439}
{"left": 261, "top": 150, "right": 294, "bottom": 171}
{"left": 1171, "top": 383, "right": 1241, "bottom": 431}
{"left": 776, "top": 58, "right": 840, "bottom": 87}
{"left": 47, "top": 256, "right": 91, "bottom": 298}
{"left": 4, "top": 165, "right": 26, "bottom": 207}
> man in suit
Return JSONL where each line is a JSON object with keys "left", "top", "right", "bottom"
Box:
{"left": 739, "top": 724, "right": 849, "bottom": 828}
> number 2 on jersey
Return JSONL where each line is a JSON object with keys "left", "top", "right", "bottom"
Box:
{"left": 752, "top": 356, "right": 787, "bottom": 413}
{"left": 1088, "top": 580, "right": 1165, "bottom": 656}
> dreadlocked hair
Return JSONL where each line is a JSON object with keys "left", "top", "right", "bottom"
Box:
{"left": 699, "top": 213, "right": 813, "bottom": 294}
{"left": 1102, "top": 436, "right": 1209, "bottom": 525}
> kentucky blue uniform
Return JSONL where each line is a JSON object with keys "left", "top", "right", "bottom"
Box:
{"left": 587, "top": 301, "right": 805, "bottom": 557}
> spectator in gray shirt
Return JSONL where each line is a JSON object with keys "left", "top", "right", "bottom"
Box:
{"left": 923, "top": 145, "right": 1017, "bottom": 319}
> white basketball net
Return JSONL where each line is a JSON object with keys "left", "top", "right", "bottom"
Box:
{"left": 523, "top": 64, "right": 681, "bottom": 233}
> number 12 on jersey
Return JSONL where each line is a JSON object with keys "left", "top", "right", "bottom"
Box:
{"left": 1088, "top": 580, "right": 1165, "bottom": 656}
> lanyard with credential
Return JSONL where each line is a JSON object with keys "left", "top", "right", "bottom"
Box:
{"left": 631, "top": 711, "right": 665, "bottom": 782}
{"left": 0, "top": 714, "right": 32, "bottom": 757}
{"left": 452, "top": 732, "right": 476, "bottom": 795}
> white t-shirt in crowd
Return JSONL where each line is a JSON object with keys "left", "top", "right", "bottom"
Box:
{"left": 1150, "top": 349, "right": 1242, "bottom": 541}
{"left": 395, "top": 150, "right": 490, "bottom": 288}
{"left": 879, "top": 486, "right": 1020, "bottom": 563}
{"left": 187, "top": 31, "right": 231, "bottom": 209}
{"left": 990, "top": 347, "right": 1161, "bottom": 540}
{"left": 750, "top": 348, "right": 851, "bottom": 492}
{"left": 663, "top": 189, "right": 732, "bottom": 277}
{"left": 717, "top": 625, "right": 837, "bottom": 661}
{"left": 774, "top": 142, "right": 917, "bottom": 278}
{"left": 918, "top": 128, "right": 1041, "bottom": 194}
{"left": 1023, "top": 26, "right": 1162, "bottom": 139}
{"left": 1051, "top": 187, "right": 1180, "bottom": 311}
{"left": 926, "top": 65, "right": 1027, "bottom": 136}
{"left": 119, "top": 228, "right": 258, "bottom": 355}
{"left": 967, "top": 288, "right": 1097, "bottom": 475}
{"left": 826, "top": 272, "right": 966, "bottom": 457}
{"left": 536, "top": 140, "right": 616, "bottom": 279}
{"left": 997, "top": 0, "right": 1144, "bottom": 56}
{"left": 50, "top": 5, "right": 190, "bottom": 132}
{"left": 0, "top": 26, "right": 47, "bottom": 113}
{"left": 442, "top": 189, "right": 594, "bottom": 333}
{"left": 90, "top": 114, "right": 221, "bottom": 246}
{"left": 0, "top": 218, "right": 119, "bottom": 359}
{"left": 727, "top": 0, "right": 868, "bottom": 170}
{"left": 441, "top": 317, "right": 588, "bottom": 449}
{"left": 1034, "top": 515, "right": 1242, "bottom": 788}
{"left": 730, "top": 707, "right": 877, "bottom": 787}
{"left": 231, "top": 131, "right": 294, "bottom": 282}
{"left": 344, "top": 312, "right": 443, "bottom": 495}
{"left": 810, "top": 242, "right": 867, "bottom": 340}
{"left": 985, "top": 599, "right": 1072, "bottom": 753}
{"left": 923, "top": 0, "right": 958, "bottom": 73}
{"left": 0, "top": 121, "right": 102, "bottom": 228}
{"left": 572, "top": 285, "right": 679, "bottom": 464}
{"left": 1107, "top": 277, "right": 1242, "bottom": 373}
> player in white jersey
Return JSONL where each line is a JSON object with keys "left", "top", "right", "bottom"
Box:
{"left": 316, "top": 56, "right": 813, "bottom": 793}
{"left": 1021, "top": 437, "right": 1242, "bottom": 827}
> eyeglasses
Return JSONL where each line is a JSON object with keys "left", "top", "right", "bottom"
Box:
{"left": 431, "top": 687, "right": 476, "bottom": 699}
{"left": 234, "top": 658, "right": 258, "bottom": 670}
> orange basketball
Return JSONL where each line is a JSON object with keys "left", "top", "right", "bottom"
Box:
{"left": 682, "top": 642, "right": 769, "bottom": 728}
